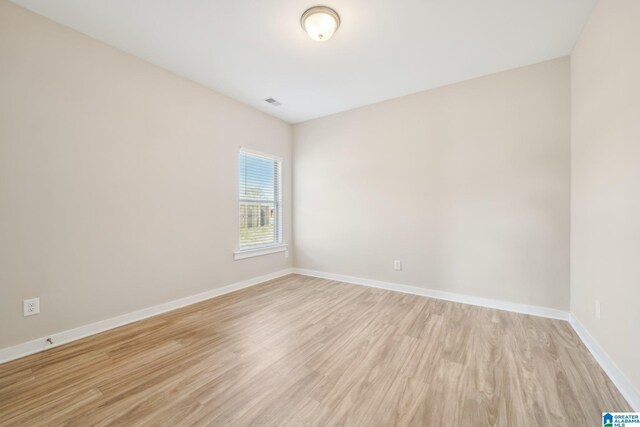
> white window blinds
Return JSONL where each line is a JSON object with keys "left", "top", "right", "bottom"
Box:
{"left": 239, "top": 149, "right": 282, "bottom": 250}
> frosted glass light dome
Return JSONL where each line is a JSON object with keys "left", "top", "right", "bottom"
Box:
{"left": 301, "top": 6, "right": 340, "bottom": 42}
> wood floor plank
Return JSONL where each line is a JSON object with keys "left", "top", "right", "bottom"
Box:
{"left": 0, "top": 274, "right": 632, "bottom": 426}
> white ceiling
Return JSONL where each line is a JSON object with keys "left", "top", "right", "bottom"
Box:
{"left": 11, "top": 0, "right": 596, "bottom": 123}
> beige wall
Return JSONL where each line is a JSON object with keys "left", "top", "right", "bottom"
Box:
{"left": 571, "top": 0, "right": 640, "bottom": 400}
{"left": 0, "top": 1, "right": 292, "bottom": 348}
{"left": 294, "top": 58, "right": 570, "bottom": 310}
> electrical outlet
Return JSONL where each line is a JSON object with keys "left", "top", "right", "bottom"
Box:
{"left": 595, "top": 299, "right": 601, "bottom": 319}
{"left": 394, "top": 260, "right": 402, "bottom": 271}
{"left": 23, "top": 298, "right": 40, "bottom": 316}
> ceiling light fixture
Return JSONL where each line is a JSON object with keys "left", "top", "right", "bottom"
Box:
{"left": 301, "top": 6, "right": 340, "bottom": 42}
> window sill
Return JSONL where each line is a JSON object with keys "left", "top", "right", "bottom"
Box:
{"left": 233, "top": 244, "right": 288, "bottom": 261}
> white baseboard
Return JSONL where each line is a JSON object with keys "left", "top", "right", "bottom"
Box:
{"left": 569, "top": 314, "right": 640, "bottom": 411}
{"left": 293, "top": 268, "right": 569, "bottom": 320}
{"left": 3, "top": 267, "right": 637, "bottom": 412}
{"left": 0, "top": 268, "right": 294, "bottom": 365}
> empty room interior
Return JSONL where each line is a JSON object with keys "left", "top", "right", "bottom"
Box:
{"left": 1, "top": 0, "right": 639, "bottom": 425}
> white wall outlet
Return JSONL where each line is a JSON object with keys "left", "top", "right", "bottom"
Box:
{"left": 394, "top": 260, "right": 402, "bottom": 271}
{"left": 23, "top": 298, "right": 40, "bottom": 316}
{"left": 595, "top": 299, "right": 601, "bottom": 319}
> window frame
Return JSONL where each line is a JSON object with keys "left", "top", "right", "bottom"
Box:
{"left": 233, "top": 148, "right": 287, "bottom": 260}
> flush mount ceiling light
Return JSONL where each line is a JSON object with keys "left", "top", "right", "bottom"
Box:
{"left": 301, "top": 6, "right": 340, "bottom": 42}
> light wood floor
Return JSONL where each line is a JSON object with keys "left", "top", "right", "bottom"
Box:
{"left": 0, "top": 274, "right": 630, "bottom": 426}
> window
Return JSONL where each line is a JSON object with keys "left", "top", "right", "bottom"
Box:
{"left": 236, "top": 149, "right": 284, "bottom": 258}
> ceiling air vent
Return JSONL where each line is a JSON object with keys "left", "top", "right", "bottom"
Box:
{"left": 264, "top": 98, "right": 283, "bottom": 107}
